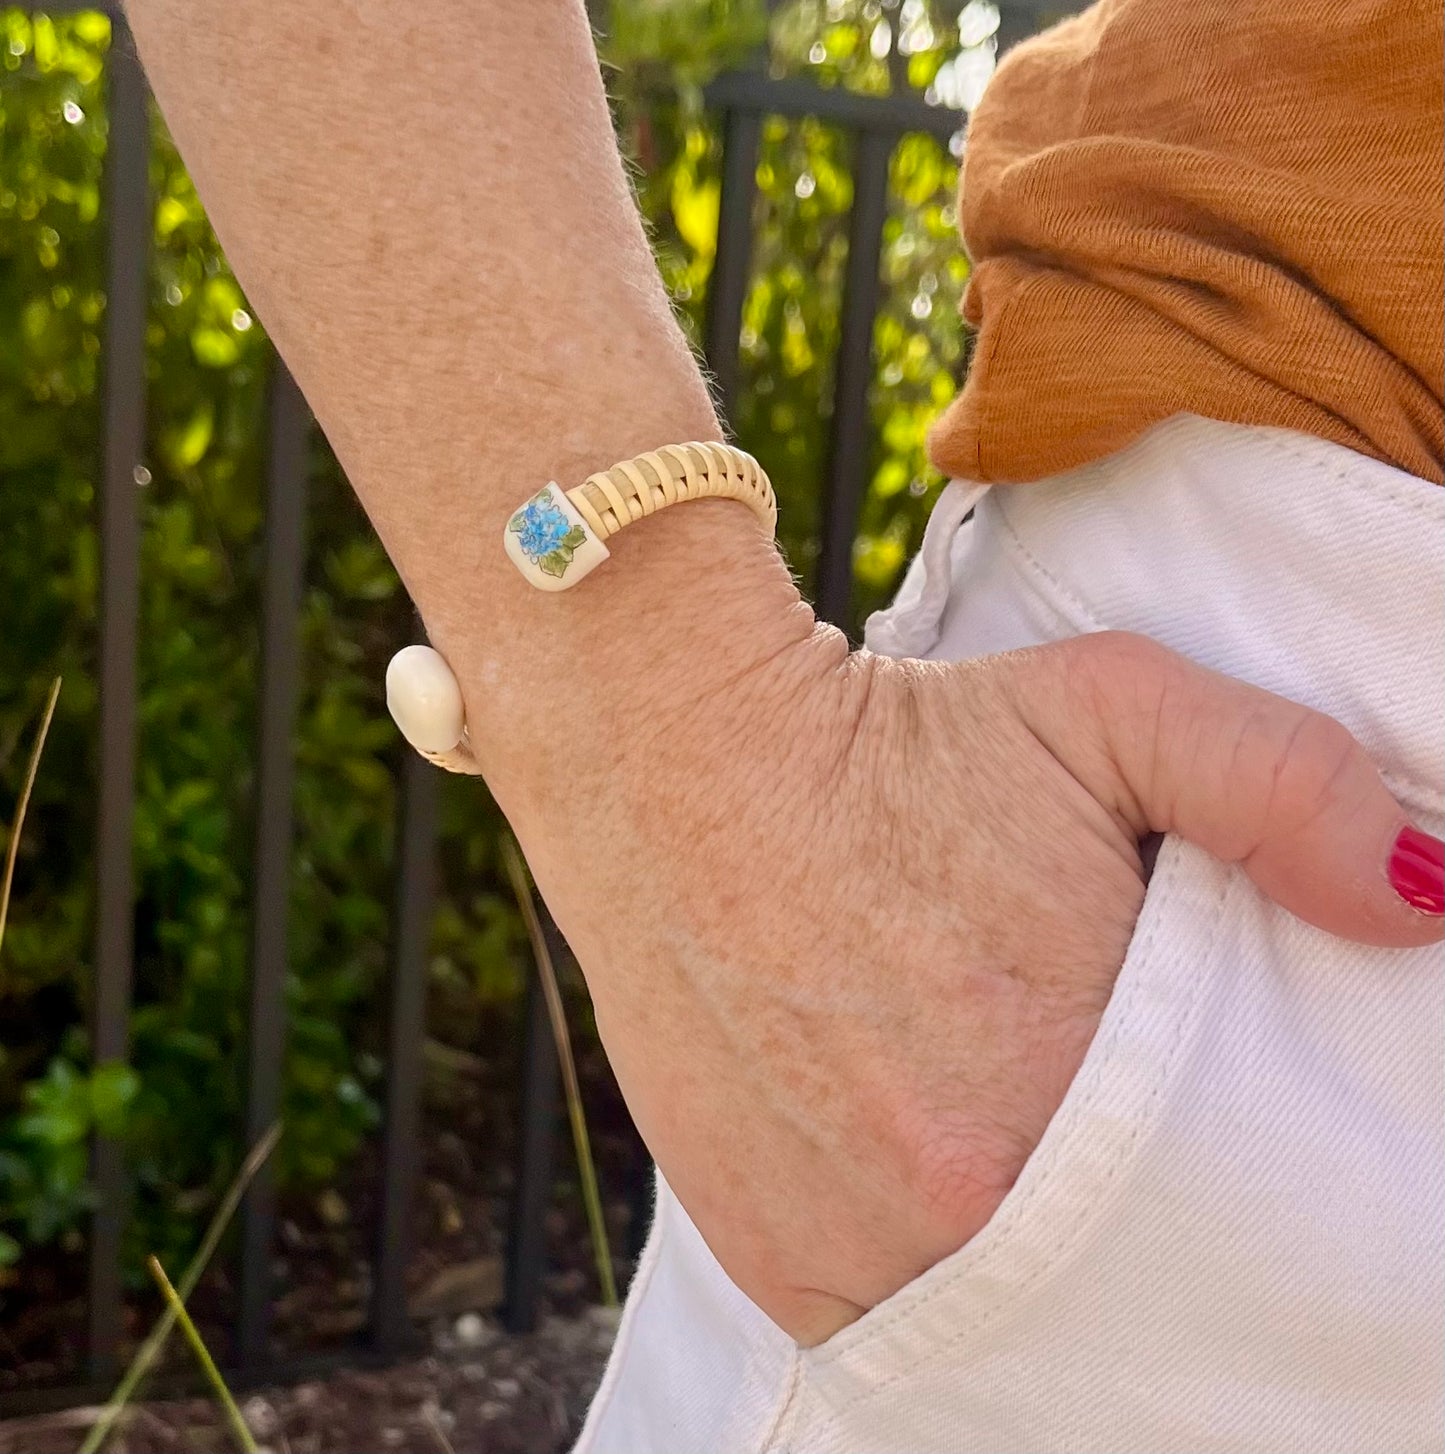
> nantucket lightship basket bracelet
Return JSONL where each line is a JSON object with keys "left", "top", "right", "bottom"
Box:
{"left": 386, "top": 441, "right": 775, "bottom": 775}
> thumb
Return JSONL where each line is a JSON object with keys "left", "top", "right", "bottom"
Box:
{"left": 1003, "top": 632, "right": 1443, "bottom": 949}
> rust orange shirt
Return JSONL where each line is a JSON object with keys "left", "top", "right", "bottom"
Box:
{"left": 929, "top": 0, "right": 1444, "bottom": 485}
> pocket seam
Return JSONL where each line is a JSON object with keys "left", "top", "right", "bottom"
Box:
{"left": 989, "top": 497, "right": 1108, "bottom": 638}
{"left": 990, "top": 499, "right": 1445, "bottom": 812}
{"left": 1252, "top": 427, "right": 1445, "bottom": 528}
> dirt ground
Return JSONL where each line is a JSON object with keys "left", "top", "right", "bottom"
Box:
{"left": 0, "top": 1306, "right": 619, "bottom": 1454}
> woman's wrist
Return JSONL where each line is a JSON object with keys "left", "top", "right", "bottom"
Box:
{"left": 452, "top": 495, "right": 835, "bottom": 811}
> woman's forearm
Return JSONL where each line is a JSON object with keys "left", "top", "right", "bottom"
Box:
{"left": 121, "top": 0, "right": 826, "bottom": 816}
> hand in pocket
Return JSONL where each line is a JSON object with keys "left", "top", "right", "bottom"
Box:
{"left": 481, "top": 628, "right": 1442, "bottom": 1343}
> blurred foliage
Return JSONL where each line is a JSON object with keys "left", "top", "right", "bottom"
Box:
{"left": 0, "top": 0, "right": 1006, "bottom": 1281}
{"left": 610, "top": 0, "right": 993, "bottom": 605}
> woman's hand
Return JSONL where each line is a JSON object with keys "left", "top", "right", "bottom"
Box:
{"left": 398, "top": 538, "right": 1442, "bottom": 1346}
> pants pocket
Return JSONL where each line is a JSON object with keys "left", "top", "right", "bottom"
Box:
{"left": 774, "top": 839, "right": 1234, "bottom": 1454}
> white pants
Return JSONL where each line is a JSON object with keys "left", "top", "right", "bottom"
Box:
{"left": 577, "top": 416, "right": 1445, "bottom": 1454}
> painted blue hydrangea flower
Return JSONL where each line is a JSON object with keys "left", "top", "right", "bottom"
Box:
{"left": 508, "top": 488, "right": 588, "bottom": 578}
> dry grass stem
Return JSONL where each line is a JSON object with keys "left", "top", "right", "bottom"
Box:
{"left": 145, "top": 1256, "right": 258, "bottom": 1454}
{"left": 0, "top": 675, "right": 61, "bottom": 979}
{"left": 79, "top": 1123, "right": 282, "bottom": 1454}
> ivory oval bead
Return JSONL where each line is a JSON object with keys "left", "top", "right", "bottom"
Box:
{"left": 385, "top": 645, "right": 465, "bottom": 754}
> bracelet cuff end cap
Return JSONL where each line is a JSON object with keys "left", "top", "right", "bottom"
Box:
{"left": 385, "top": 644, "right": 466, "bottom": 754}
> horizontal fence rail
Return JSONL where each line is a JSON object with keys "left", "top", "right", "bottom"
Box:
{"left": 0, "top": 0, "right": 1070, "bottom": 1417}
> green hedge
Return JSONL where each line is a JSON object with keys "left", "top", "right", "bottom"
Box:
{"left": 0, "top": 0, "right": 987, "bottom": 1279}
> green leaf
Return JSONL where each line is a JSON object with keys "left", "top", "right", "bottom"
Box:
{"left": 189, "top": 325, "right": 239, "bottom": 368}
{"left": 672, "top": 174, "right": 720, "bottom": 259}
{"left": 89, "top": 1063, "right": 139, "bottom": 1137}
{"left": 163, "top": 401, "right": 214, "bottom": 470}
{"left": 71, "top": 13, "right": 112, "bottom": 46}
{"left": 18, "top": 1060, "right": 88, "bottom": 1146}
{"left": 155, "top": 195, "right": 193, "bottom": 241}
{"left": 560, "top": 525, "right": 587, "bottom": 551}
{"left": 538, "top": 552, "right": 569, "bottom": 578}
{"left": 873, "top": 458, "right": 910, "bottom": 499}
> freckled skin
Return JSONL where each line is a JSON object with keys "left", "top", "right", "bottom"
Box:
{"left": 126, "top": 0, "right": 1440, "bottom": 1347}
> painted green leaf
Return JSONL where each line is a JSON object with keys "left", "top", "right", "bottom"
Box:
{"left": 539, "top": 552, "right": 569, "bottom": 578}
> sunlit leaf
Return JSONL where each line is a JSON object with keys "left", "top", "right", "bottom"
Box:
{"left": 671, "top": 172, "right": 720, "bottom": 259}
{"left": 164, "top": 400, "right": 214, "bottom": 469}
{"left": 190, "top": 324, "right": 239, "bottom": 367}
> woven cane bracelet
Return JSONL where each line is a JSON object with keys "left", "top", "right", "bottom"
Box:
{"left": 386, "top": 442, "right": 776, "bottom": 773}
{"left": 502, "top": 440, "right": 775, "bottom": 591}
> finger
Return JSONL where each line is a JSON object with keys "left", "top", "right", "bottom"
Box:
{"left": 1004, "top": 632, "right": 1443, "bottom": 948}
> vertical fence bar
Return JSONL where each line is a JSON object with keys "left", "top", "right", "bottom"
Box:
{"left": 995, "top": 5, "right": 1035, "bottom": 55}
{"left": 502, "top": 922, "right": 562, "bottom": 1334}
{"left": 236, "top": 363, "right": 310, "bottom": 1368}
{"left": 815, "top": 130, "right": 893, "bottom": 631}
{"left": 703, "top": 105, "right": 761, "bottom": 428}
{"left": 87, "top": 16, "right": 150, "bottom": 1383}
{"left": 370, "top": 743, "right": 438, "bottom": 1356}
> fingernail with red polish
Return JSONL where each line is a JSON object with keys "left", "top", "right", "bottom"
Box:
{"left": 1388, "top": 827, "right": 1444, "bottom": 916}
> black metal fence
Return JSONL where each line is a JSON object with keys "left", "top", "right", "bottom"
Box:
{"left": 2, "top": 0, "right": 1055, "bottom": 1418}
